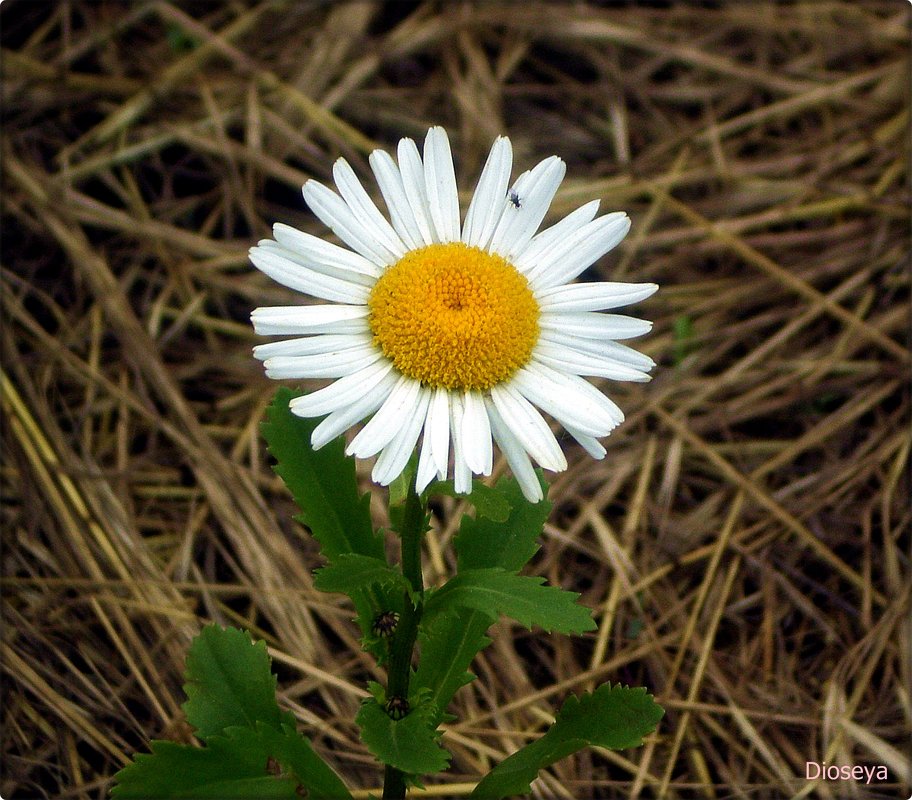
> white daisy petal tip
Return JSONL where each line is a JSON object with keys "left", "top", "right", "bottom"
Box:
{"left": 250, "top": 126, "right": 656, "bottom": 495}
{"left": 643, "top": 282, "right": 659, "bottom": 300}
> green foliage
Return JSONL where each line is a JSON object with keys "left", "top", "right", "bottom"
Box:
{"left": 254, "top": 722, "right": 353, "bottom": 800}
{"left": 112, "top": 732, "right": 299, "bottom": 799}
{"left": 470, "top": 684, "right": 665, "bottom": 798}
{"left": 113, "top": 724, "right": 351, "bottom": 799}
{"left": 424, "top": 569, "right": 596, "bottom": 634}
{"left": 262, "top": 387, "right": 383, "bottom": 563}
{"left": 454, "top": 475, "right": 550, "bottom": 571}
{"left": 113, "top": 626, "right": 351, "bottom": 800}
{"left": 314, "top": 554, "right": 410, "bottom": 596}
{"left": 117, "top": 394, "right": 658, "bottom": 799}
{"left": 413, "top": 475, "right": 553, "bottom": 724}
{"left": 357, "top": 698, "right": 450, "bottom": 776}
{"left": 182, "top": 625, "right": 283, "bottom": 739}
{"left": 412, "top": 609, "right": 491, "bottom": 726}
{"left": 424, "top": 478, "right": 514, "bottom": 522}
{"left": 263, "top": 388, "right": 386, "bottom": 642}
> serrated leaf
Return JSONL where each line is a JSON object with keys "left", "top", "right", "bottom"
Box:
{"left": 413, "top": 477, "right": 552, "bottom": 725}
{"left": 183, "top": 625, "right": 283, "bottom": 739}
{"left": 424, "top": 569, "right": 596, "bottom": 634}
{"left": 111, "top": 736, "right": 297, "bottom": 799}
{"left": 262, "top": 387, "right": 383, "bottom": 562}
{"left": 357, "top": 699, "right": 450, "bottom": 776}
{"left": 113, "top": 724, "right": 353, "bottom": 800}
{"left": 424, "top": 479, "right": 513, "bottom": 522}
{"left": 314, "top": 554, "right": 410, "bottom": 595}
{"left": 313, "top": 556, "right": 411, "bottom": 663}
{"left": 255, "top": 723, "right": 353, "bottom": 800}
{"left": 455, "top": 475, "right": 550, "bottom": 572}
{"left": 470, "top": 684, "right": 664, "bottom": 798}
{"left": 262, "top": 388, "right": 389, "bottom": 642}
{"left": 412, "top": 609, "right": 492, "bottom": 726}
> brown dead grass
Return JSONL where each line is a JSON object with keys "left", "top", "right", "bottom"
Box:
{"left": 2, "top": 1, "right": 909, "bottom": 798}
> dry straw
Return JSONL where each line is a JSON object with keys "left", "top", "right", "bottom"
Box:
{"left": 2, "top": 2, "right": 909, "bottom": 798}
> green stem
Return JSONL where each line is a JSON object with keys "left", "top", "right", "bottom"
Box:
{"left": 382, "top": 478, "right": 425, "bottom": 800}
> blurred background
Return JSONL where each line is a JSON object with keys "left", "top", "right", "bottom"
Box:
{"left": 2, "top": 1, "right": 909, "bottom": 798}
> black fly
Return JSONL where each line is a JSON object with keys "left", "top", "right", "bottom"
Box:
{"left": 507, "top": 189, "right": 522, "bottom": 208}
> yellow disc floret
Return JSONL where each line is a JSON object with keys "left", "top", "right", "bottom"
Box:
{"left": 368, "top": 243, "right": 539, "bottom": 390}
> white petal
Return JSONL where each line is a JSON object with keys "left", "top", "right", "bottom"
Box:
{"left": 450, "top": 393, "right": 472, "bottom": 494}
{"left": 264, "top": 346, "right": 381, "bottom": 379}
{"left": 423, "top": 126, "right": 461, "bottom": 243}
{"left": 258, "top": 238, "right": 375, "bottom": 285}
{"left": 539, "top": 312, "right": 653, "bottom": 340}
{"left": 332, "top": 158, "right": 407, "bottom": 259}
{"left": 462, "top": 135, "right": 513, "bottom": 249}
{"left": 416, "top": 404, "right": 442, "bottom": 492}
{"left": 526, "top": 213, "right": 631, "bottom": 291}
{"left": 510, "top": 366, "right": 617, "bottom": 437}
{"left": 539, "top": 329, "right": 656, "bottom": 371}
{"left": 488, "top": 156, "right": 566, "bottom": 259}
{"left": 272, "top": 223, "right": 382, "bottom": 279}
{"left": 288, "top": 360, "right": 394, "bottom": 417}
{"left": 427, "top": 387, "right": 451, "bottom": 478}
{"left": 373, "top": 387, "right": 432, "bottom": 486}
{"left": 303, "top": 179, "right": 398, "bottom": 265}
{"left": 460, "top": 390, "right": 493, "bottom": 476}
{"left": 563, "top": 424, "right": 607, "bottom": 460}
{"left": 309, "top": 375, "right": 397, "bottom": 449}
{"left": 489, "top": 384, "right": 566, "bottom": 472}
{"left": 253, "top": 332, "right": 372, "bottom": 361}
{"left": 397, "top": 138, "right": 436, "bottom": 246}
{"left": 369, "top": 149, "right": 425, "bottom": 251}
{"left": 250, "top": 246, "right": 371, "bottom": 303}
{"left": 513, "top": 199, "right": 600, "bottom": 274}
{"left": 485, "top": 397, "right": 543, "bottom": 503}
{"left": 534, "top": 340, "right": 653, "bottom": 382}
{"left": 536, "top": 281, "right": 658, "bottom": 312}
{"left": 524, "top": 360, "right": 625, "bottom": 426}
{"left": 251, "top": 305, "right": 369, "bottom": 335}
{"left": 347, "top": 376, "right": 422, "bottom": 458}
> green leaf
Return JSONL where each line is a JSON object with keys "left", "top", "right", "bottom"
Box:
{"left": 183, "top": 625, "right": 283, "bottom": 739}
{"left": 314, "top": 554, "right": 409, "bottom": 595}
{"left": 357, "top": 699, "right": 450, "bottom": 776}
{"left": 262, "top": 387, "right": 384, "bottom": 563}
{"left": 455, "top": 475, "right": 550, "bottom": 572}
{"left": 412, "top": 609, "right": 492, "bottom": 726}
{"left": 424, "top": 479, "right": 513, "bottom": 522}
{"left": 470, "top": 684, "right": 664, "bottom": 799}
{"left": 424, "top": 569, "right": 596, "bottom": 634}
{"left": 413, "top": 476, "right": 553, "bottom": 725}
{"left": 256, "top": 723, "right": 353, "bottom": 800}
{"left": 263, "top": 388, "right": 389, "bottom": 642}
{"left": 113, "top": 725, "right": 353, "bottom": 800}
{"left": 112, "top": 734, "right": 298, "bottom": 799}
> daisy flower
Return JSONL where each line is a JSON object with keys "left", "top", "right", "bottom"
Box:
{"left": 251, "top": 127, "right": 657, "bottom": 503}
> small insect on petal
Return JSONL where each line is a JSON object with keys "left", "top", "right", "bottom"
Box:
{"left": 508, "top": 189, "right": 522, "bottom": 208}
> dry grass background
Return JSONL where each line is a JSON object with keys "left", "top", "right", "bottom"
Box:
{"left": 2, "top": 1, "right": 910, "bottom": 798}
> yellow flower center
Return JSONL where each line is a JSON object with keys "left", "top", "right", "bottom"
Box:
{"left": 367, "top": 243, "right": 539, "bottom": 390}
